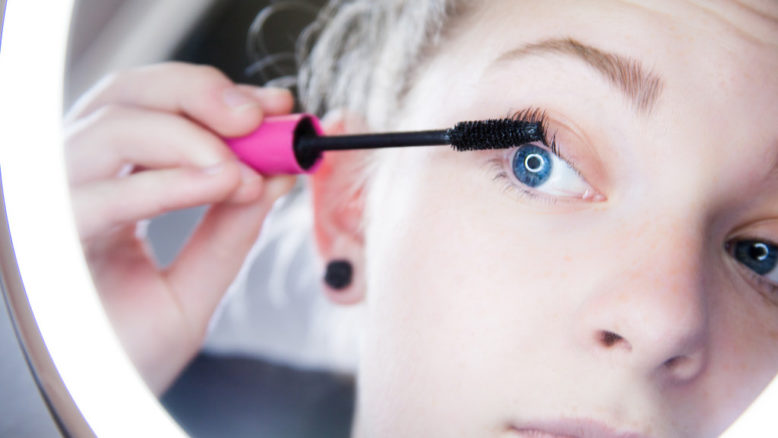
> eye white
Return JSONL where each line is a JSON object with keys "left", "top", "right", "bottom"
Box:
{"left": 509, "top": 146, "right": 594, "bottom": 199}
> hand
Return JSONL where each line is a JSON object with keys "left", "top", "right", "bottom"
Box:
{"left": 64, "top": 62, "right": 296, "bottom": 394}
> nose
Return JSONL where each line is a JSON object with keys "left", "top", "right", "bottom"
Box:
{"left": 576, "top": 218, "right": 710, "bottom": 383}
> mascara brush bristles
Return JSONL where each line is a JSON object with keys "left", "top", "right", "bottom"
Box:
{"left": 446, "top": 119, "right": 543, "bottom": 151}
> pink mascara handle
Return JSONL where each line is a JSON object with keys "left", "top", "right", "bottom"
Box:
{"left": 224, "top": 113, "right": 324, "bottom": 175}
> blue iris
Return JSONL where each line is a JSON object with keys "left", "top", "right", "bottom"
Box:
{"left": 512, "top": 145, "right": 552, "bottom": 188}
{"left": 734, "top": 240, "right": 777, "bottom": 275}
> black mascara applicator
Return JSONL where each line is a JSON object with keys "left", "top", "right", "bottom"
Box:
{"left": 224, "top": 113, "right": 544, "bottom": 174}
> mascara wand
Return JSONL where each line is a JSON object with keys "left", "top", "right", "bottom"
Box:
{"left": 225, "top": 113, "right": 544, "bottom": 174}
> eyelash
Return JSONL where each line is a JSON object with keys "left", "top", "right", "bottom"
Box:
{"left": 507, "top": 107, "right": 558, "bottom": 154}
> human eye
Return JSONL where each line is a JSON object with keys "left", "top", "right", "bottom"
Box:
{"left": 490, "top": 109, "right": 602, "bottom": 203}
{"left": 504, "top": 142, "right": 594, "bottom": 199}
{"left": 726, "top": 238, "right": 778, "bottom": 295}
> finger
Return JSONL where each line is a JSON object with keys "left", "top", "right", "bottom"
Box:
{"left": 71, "top": 162, "right": 258, "bottom": 241}
{"left": 235, "top": 85, "right": 295, "bottom": 116}
{"left": 65, "top": 105, "right": 235, "bottom": 185}
{"left": 67, "top": 62, "right": 293, "bottom": 137}
{"left": 163, "top": 175, "right": 297, "bottom": 327}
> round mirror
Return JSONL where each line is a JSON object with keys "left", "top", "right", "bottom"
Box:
{"left": 2, "top": 1, "right": 778, "bottom": 437}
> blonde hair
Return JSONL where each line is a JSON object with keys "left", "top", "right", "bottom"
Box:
{"left": 296, "top": 0, "right": 467, "bottom": 129}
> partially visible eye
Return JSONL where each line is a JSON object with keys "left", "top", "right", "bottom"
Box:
{"left": 729, "top": 239, "right": 778, "bottom": 286}
{"left": 507, "top": 143, "right": 597, "bottom": 200}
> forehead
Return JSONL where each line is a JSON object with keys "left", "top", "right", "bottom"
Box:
{"left": 446, "top": 0, "right": 778, "bottom": 78}
{"left": 402, "top": 0, "right": 778, "bottom": 173}
{"left": 416, "top": 0, "right": 778, "bottom": 124}
{"left": 406, "top": 1, "right": 773, "bottom": 128}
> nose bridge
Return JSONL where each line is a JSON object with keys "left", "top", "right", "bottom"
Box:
{"left": 578, "top": 212, "right": 710, "bottom": 379}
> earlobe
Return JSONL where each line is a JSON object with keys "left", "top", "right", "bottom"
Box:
{"left": 310, "top": 109, "right": 370, "bottom": 305}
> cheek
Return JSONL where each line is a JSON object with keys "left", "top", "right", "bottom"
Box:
{"left": 361, "top": 147, "right": 615, "bottom": 337}
{"left": 695, "top": 275, "right": 778, "bottom": 429}
{"left": 356, "top": 149, "right": 602, "bottom": 431}
{"left": 363, "top": 148, "right": 565, "bottom": 330}
{"left": 353, "top": 148, "right": 778, "bottom": 434}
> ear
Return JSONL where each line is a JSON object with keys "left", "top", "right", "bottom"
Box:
{"left": 310, "top": 110, "right": 370, "bottom": 305}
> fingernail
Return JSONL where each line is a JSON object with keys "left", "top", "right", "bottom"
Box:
{"left": 250, "top": 87, "right": 292, "bottom": 100}
{"left": 222, "top": 87, "right": 259, "bottom": 111}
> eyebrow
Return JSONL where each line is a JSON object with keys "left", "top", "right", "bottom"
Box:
{"left": 494, "top": 38, "right": 664, "bottom": 113}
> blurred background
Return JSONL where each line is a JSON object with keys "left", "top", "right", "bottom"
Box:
{"left": 67, "top": 0, "right": 319, "bottom": 106}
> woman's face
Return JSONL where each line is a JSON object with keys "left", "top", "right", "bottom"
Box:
{"left": 316, "top": 0, "right": 778, "bottom": 436}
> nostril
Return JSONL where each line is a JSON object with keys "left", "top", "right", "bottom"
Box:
{"left": 663, "top": 355, "right": 685, "bottom": 369}
{"left": 661, "top": 354, "right": 703, "bottom": 381}
{"left": 599, "top": 330, "right": 624, "bottom": 348}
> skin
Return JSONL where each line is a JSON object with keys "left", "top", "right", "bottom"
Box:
{"left": 310, "top": 0, "right": 778, "bottom": 437}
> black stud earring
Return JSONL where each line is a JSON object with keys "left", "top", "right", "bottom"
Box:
{"left": 324, "top": 260, "right": 353, "bottom": 290}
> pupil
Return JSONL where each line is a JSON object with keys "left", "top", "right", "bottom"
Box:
{"left": 512, "top": 145, "right": 552, "bottom": 188}
{"left": 525, "top": 154, "right": 544, "bottom": 173}
{"left": 734, "top": 240, "right": 777, "bottom": 276}
{"left": 749, "top": 243, "right": 769, "bottom": 261}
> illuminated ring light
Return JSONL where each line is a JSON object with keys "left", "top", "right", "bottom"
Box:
{"left": 524, "top": 153, "right": 546, "bottom": 174}
{"left": 753, "top": 243, "right": 770, "bottom": 262}
{"left": 0, "top": 1, "right": 776, "bottom": 437}
{"left": 0, "top": 1, "right": 184, "bottom": 436}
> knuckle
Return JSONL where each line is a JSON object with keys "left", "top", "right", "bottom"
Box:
{"left": 194, "top": 64, "right": 228, "bottom": 82}
{"left": 154, "top": 60, "right": 191, "bottom": 72}
{"left": 190, "top": 64, "right": 231, "bottom": 91}
{"left": 79, "top": 105, "right": 130, "bottom": 140}
{"left": 64, "top": 105, "right": 110, "bottom": 146}
{"left": 145, "top": 62, "right": 229, "bottom": 88}
{"left": 63, "top": 104, "right": 131, "bottom": 157}
{"left": 90, "top": 103, "right": 129, "bottom": 122}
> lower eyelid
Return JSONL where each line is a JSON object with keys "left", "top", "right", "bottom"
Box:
{"left": 743, "top": 268, "right": 778, "bottom": 301}
{"left": 487, "top": 157, "right": 558, "bottom": 204}
{"left": 725, "top": 244, "right": 778, "bottom": 303}
{"left": 489, "top": 158, "right": 523, "bottom": 194}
